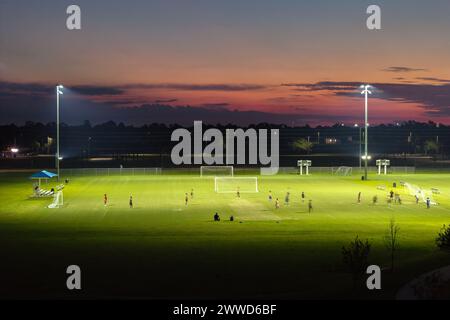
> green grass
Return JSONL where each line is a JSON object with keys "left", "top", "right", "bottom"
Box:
{"left": 0, "top": 171, "right": 449, "bottom": 299}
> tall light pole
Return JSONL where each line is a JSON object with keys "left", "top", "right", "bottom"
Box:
{"left": 354, "top": 124, "right": 362, "bottom": 169}
{"left": 360, "top": 85, "right": 372, "bottom": 180}
{"left": 56, "top": 85, "right": 64, "bottom": 181}
{"left": 436, "top": 122, "right": 440, "bottom": 144}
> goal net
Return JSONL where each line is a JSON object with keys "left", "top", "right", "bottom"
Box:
{"left": 214, "top": 177, "right": 258, "bottom": 193}
{"left": 332, "top": 166, "right": 353, "bottom": 176}
{"left": 200, "top": 166, "right": 234, "bottom": 177}
{"left": 404, "top": 182, "right": 437, "bottom": 205}
{"left": 48, "top": 191, "right": 64, "bottom": 208}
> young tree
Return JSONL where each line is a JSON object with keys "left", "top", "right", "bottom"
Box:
{"left": 423, "top": 139, "right": 440, "bottom": 155}
{"left": 436, "top": 225, "right": 450, "bottom": 251}
{"left": 384, "top": 218, "right": 400, "bottom": 272}
{"left": 342, "top": 236, "right": 371, "bottom": 287}
{"left": 292, "top": 138, "right": 314, "bottom": 154}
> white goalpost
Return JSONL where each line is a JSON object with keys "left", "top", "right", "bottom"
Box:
{"left": 214, "top": 177, "right": 258, "bottom": 193}
{"left": 200, "top": 166, "right": 234, "bottom": 177}
{"left": 404, "top": 182, "right": 437, "bottom": 205}
{"left": 48, "top": 191, "right": 64, "bottom": 208}
{"left": 332, "top": 166, "right": 353, "bottom": 176}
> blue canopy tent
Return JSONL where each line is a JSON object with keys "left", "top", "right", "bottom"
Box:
{"left": 30, "top": 170, "right": 58, "bottom": 187}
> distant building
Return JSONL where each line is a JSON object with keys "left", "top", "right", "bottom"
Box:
{"left": 325, "top": 138, "right": 339, "bottom": 145}
{"left": 1, "top": 148, "right": 20, "bottom": 158}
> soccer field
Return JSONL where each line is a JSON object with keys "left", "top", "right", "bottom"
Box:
{"left": 0, "top": 171, "right": 449, "bottom": 299}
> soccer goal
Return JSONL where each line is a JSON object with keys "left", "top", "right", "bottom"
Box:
{"left": 332, "top": 166, "right": 353, "bottom": 176}
{"left": 200, "top": 166, "right": 234, "bottom": 177}
{"left": 404, "top": 182, "right": 437, "bottom": 205}
{"left": 214, "top": 177, "right": 258, "bottom": 193}
{"left": 48, "top": 191, "right": 64, "bottom": 208}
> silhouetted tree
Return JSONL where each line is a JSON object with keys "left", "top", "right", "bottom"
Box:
{"left": 292, "top": 138, "right": 314, "bottom": 154}
{"left": 424, "top": 140, "right": 440, "bottom": 155}
{"left": 384, "top": 218, "right": 400, "bottom": 272}
{"left": 342, "top": 236, "right": 371, "bottom": 286}
{"left": 436, "top": 225, "right": 450, "bottom": 251}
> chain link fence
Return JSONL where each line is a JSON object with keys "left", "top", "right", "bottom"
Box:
{"left": 59, "top": 166, "right": 417, "bottom": 177}
{"left": 60, "top": 167, "right": 162, "bottom": 177}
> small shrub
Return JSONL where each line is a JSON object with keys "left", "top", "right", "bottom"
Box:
{"left": 342, "top": 236, "right": 371, "bottom": 282}
{"left": 436, "top": 225, "right": 450, "bottom": 251}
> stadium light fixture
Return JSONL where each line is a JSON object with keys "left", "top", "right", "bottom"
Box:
{"left": 10, "top": 147, "right": 19, "bottom": 153}
{"left": 56, "top": 84, "right": 64, "bottom": 181}
{"left": 360, "top": 85, "right": 372, "bottom": 180}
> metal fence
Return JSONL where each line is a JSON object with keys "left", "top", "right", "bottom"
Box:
{"left": 60, "top": 167, "right": 162, "bottom": 177}
{"left": 278, "top": 166, "right": 416, "bottom": 175}
{"left": 59, "top": 166, "right": 417, "bottom": 177}
{"left": 389, "top": 166, "right": 416, "bottom": 174}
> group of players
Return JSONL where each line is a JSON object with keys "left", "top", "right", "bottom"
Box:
{"left": 103, "top": 193, "right": 133, "bottom": 208}
{"left": 359, "top": 188, "right": 433, "bottom": 209}
{"left": 102, "top": 189, "right": 195, "bottom": 208}
{"left": 182, "top": 187, "right": 314, "bottom": 212}
{"left": 267, "top": 190, "right": 313, "bottom": 213}
{"left": 101, "top": 187, "right": 316, "bottom": 213}
{"left": 101, "top": 183, "right": 432, "bottom": 213}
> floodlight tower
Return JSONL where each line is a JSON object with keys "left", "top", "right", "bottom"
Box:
{"left": 360, "top": 85, "right": 372, "bottom": 180}
{"left": 56, "top": 85, "right": 64, "bottom": 181}
{"left": 354, "top": 124, "right": 362, "bottom": 169}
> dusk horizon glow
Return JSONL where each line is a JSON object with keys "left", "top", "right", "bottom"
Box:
{"left": 1, "top": 0, "right": 449, "bottom": 125}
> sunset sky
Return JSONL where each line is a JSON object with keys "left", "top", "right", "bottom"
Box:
{"left": 1, "top": 0, "right": 449, "bottom": 125}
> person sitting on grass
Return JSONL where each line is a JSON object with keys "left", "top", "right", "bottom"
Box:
{"left": 214, "top": 212, "right": 220, "bottom": 221}
{"left": 230, "top": 215, "right": 234, "bottom": 222}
